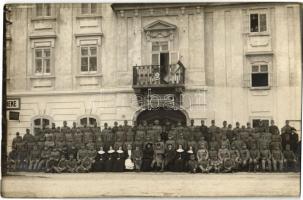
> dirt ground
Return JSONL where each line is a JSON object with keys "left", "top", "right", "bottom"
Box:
{"left": 1, "top": 172, "right": 300, "bottom": 197}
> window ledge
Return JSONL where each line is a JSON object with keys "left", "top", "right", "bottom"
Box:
{"left": 248, "top": 32, "right": 270, "bottom": 37}
{"left": 31, "top": 16, "right": 57, "bottom": 21}
{"left": 30, "top": 75, "right": 55, "bottom": 80}
{"left": 75, "top": 73, "right": 103, "bottom": 78}
{"left": 250, "top": 86, "right": 271, "bottom": 90}
{"left": 76, "top": 15, "right": 102, "bottom": 19}
{"left": 245, "top": 51, "right": 273, "bottom": 56}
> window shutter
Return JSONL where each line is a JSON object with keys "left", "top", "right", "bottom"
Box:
{"left": 242, "top": 10, "right": 250, "bottom": 33}
{"left": 152, "top": 53, "right": 159, "bottom": 65}
{"left": 169, "top": 51, "right": 179, "bottom": 65}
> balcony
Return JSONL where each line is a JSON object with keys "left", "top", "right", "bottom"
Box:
{"left": 132, "top": 63, "right": 185, "bottom": 90}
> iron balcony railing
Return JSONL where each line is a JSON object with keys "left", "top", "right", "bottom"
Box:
{"left": 133, "top": 63, "right": 185, "bottom": 88}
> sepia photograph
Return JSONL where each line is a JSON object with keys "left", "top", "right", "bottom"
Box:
{"left": 1, "top": 1, "right": 302, "bottom": 198}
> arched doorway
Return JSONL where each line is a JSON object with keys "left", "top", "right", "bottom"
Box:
{"left": 135, "top": 108, "right": 187, "bottom": 126}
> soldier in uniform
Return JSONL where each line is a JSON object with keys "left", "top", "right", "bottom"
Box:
{"left": 209, "top": 145, "right": 221, "bottom": 173}
{"left": 53, "top": 155, "right": 68, "bottom": 173}
{"left": 269, "top": 120, "right": 279, "bottom": 135}
{"left": 271, "top": 145, "right": 284, "bottom": 172}
{"left": 154, "top": 136, "right": 165, "bottom": 155}
{"left": 95, "top": 127, "right": 104, "bottom": 151}
{"left": 197, "top": 144, "right": 211, "bottom": 173}
{"left": 17, "top": 142, "right": 29, "bottom": 171}
{"left": 135, "top": 123, "right": 146, "bottom": 142}
{"left": 233, "top": 122, "right": 241, "bottom": 137}
{"left": 239, "top": 125, "right": 249, "bottom": 143}
{"left": 209, "top": 136, "right": 219, "bottom": 151}
{"left": 23, "top": 129, "right": 35, "bottom": 153}
{"left": 232, "top": 134, "right": 245, "bottom": 151}
{"left": 246, "top": 122, "right": 255, "bottom": 136}
{"left": 152, "top": 120, "right": 163, "bottom": 142}
{"left": 132, "top": 146, "right": 143, "bottom": 171}
{"left": 82, "top": 127, "right": 94, "bottom": 146}
{"left": 114, "top": 134, "right": 124, "bottom": 151}
{"left": 61, "top": 121, "right": 70, "bottom": 134}
{"left": 115, "top": 126, "right": 125, "bottom": 144}
{"left": 239, "top": 144, "right": 250, "bottom": 171}
{"left": 260, "top": 144, "right": 272, "bottom": 172}
{"left": 28, "top": 144, "right": 41, "bottom": 171}
{"left": 249, "top": 143, "right": 260, "bottom": 172}
{"left": 74, "top": 129, "right": 83, "bottom": 150}
{"left": 186, "top": 146, "right": 198, "bottom": 173}
{"left": 220, "top": 121, "right": 229, "bottom": 140}
{"left": 37, "top": 132, "right": 46, "bottom": 151}
{"left": 218, "top": 144, "right": 232, "bottom": 172}
{"left": 246, "top": 135, "right": 258, "bottom": 150}
{"left": 37, "top": 146, "right": 50, "bottom": 171}
{"left": 230, "top": 144, "right": 241, "bottom": 172}
{"left": 283, "top": 144, "right": 297, "bottom": 171}
{"left": 124, "top": 127, "right": 135, "bottom": 150}
{"left": 12, "top": 132, "right": 23, "bottom": 153}
{"left": 188, "top": 119, "right": 197, "bottom": 142}
{"left": 175, "top": 122, "right": 185, "bottom": 141}
{"left": 76, "top": 156, "right": 93, "bottom": 173}
{"left": 46, "top": 147, "right": 61, "bottom": 173}
{"left": 102, "top": 123, "right": 115, "bottom": 150}
{"left": 66, "top": 154, "right": 78, "bottom": 173}
{"left": 226, "top": 124, "right": 235, "bottom": 142}
{"left": 70, "top": 122, "right": 78, "bottom": 134}
{"left": 162, "top": 121, "right": 171, "bottom": 141}
{"left": 197, "top": 136, "right": 208, "bottom": 150}
{"left": 208, "top": 120, "right": 220, "bottom": 142}
{"left": 200, "top": 120, "right": 209, "bottom": 143}
{"left": 168, "top": 124, "right": 177, "bottom": 140}
{"left": 176, "top": 133, "right": 187, "bottom": 150}
{"left": 164, "top": 144, "right": 176, "bottom": 171}
{"left": 55, "top": 136, "right": 66, "bottom": 150}
{"left": 220, "top": 134, "right": 230, "bottom": 150}
{"left": 271, "top": 132, "right": 282, "bottom": 151}
{"left": 112, "top": 121, "right": 119, "bottom": 134}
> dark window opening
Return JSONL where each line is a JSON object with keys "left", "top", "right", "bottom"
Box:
{"left": 250, "top": 14, "right": 259, "bottom": 32}
{"left": 252, "top": 119, "right": 270, "bottom": 128}
{"left": 160, "top": 53, "right": 169, "bottom": 84}
{"left": 251, "top": 73, "right": 268, "bottom": 87}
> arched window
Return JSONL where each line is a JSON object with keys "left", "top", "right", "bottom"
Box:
{"left": 78, "top": 115, "right": 99, "bottom": 127}
{"left": 32, "top": 115, "right": 53, "bottom": 134}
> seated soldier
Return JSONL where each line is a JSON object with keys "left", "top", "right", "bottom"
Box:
{"left": 271, "top": 145, "right": 284, "bottom": 172}
{"left": 53, "top": 155, "right": 68, "bottom": 173}
{"left": 196, "top": 144, "right": 211, "bottom": 173}
{"left": 45, "top": 147, "right": 61, "bottom": 173}
{"left": 7, "top": 148, "right": 18, "bottom": 172}
{"left": 151, "top": 153, "right": 165, "bottom": 172}
{"left": 76, "top": 156, "right": 92, "bottom": 173}
{"left": 132, "top": 145, "right": 143, "bottom": 171}
{"left": 186, "top": 146, "right": 198, "bottom": 173}
{"left": 218, "top": 144, "right": 232, "bottom": 173}
{"left": 87, "top": 144, "right": 97, "bottom": 164}
{"left": 66, "top": 154, "right": 78, "bottom": 173}
{"left": 209, "top": 145, "right": 221, "bottom": 173}
{"left": 230, "top": 144, "right": 241, "bottom": 172}
{"left": 260, "top": 144, "right": 272, "bottom": 172}
{"left": 249, "top": 143, "right": 260, "bottom": 172}
{"left": 283, "top": 144, "right": 297, "bottom": 172}
{"left": 37, "top": 133, "right": 46, "bottom": 151}
{"left": 270, "top": 134, "right": 282, "bottom": 151}
{"left": 164, "top": 144, "right": 176, "bottom": 172}
{"left": 154, "top": 136, "right": 165, "bottom": 154}
{"left": 231, "top": 135, "right": 245, "bottom": 151}
{"left": 44, "top": 132, "right": 55, "bottom": 149}
{"left": 187, "top": 139, "right": 198, "bottom": 153}
{"left": 220, "top": 134, "right": 230, "bottom": 150}
{"left": 239, "top": 144, "right": 250, "bottom": 171}
{"left": 197, "top": 136, "right": 208, "bottom": 150}
{"left": 77, "top": 145, "right": 88, "bottom": 163}
{"left": 209, "top": 136, "right": 219, "bottom": 151}
{"left": 246, "top": 135, "right": 258, "bottom": 150}
{"left": 28, "top": 145, "right": 41, "bottom": 172}
{"left": 37, "top": 146, "right": 51, "bottom": 171}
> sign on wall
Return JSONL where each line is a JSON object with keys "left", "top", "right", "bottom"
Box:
{"left": 6, "top": 98, "right": 21, "bottom": 110}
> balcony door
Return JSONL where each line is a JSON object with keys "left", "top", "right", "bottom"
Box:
{"left": 152, "top": 41, "right": 170, "bottom": 84}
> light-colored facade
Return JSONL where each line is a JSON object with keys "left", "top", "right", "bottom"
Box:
{"left": 5, "top": 3, "right": 302, "bottom": 150}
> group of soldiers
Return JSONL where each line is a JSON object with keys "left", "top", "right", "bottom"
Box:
{"left": 7, "top": 119, "right": 300, "bottom": 173}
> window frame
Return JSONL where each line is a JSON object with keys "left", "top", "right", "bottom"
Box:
{"left": 35, "top": 4, "right": 52, "bottom": 17}
{"left": 78, "top": 115, "right": 99, "bottom": 127}
{"left": 80, "top": 3, "right": 97, "bottom": 15}
{"left": 249, "top": 11, "right": 268, "bottom": 34}
{"left": 251, "top": 63, "right": 269, "bottom": 88}
{"left": 250, "top": 116, "right": 272, "bottom": 128}
{"left": 80, "top": 45, "right": 98, "bottom": 74}
{"left": 31, "top": 115, "right": 54, "bottom": 134}
{"left": 34, "top": 47, "right": 52, "bottom": 76}
{"left": 151, "top": 41, "right": 170, "bottom": 66}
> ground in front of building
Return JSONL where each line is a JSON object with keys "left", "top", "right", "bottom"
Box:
{"left": 1, "top": 172, "right": 300, "bottom": 197}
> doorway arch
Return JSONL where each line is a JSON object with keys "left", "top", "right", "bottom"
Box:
{"left": 134, "top": 108, "right": 188, "bottom": 126}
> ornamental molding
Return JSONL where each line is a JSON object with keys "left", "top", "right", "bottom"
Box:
{"left": 143, "top": 20, "right": 177, "bottom": 41}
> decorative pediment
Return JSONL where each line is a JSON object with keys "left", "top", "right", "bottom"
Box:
{"left": 144, "top": 20, "right": 177, "bottom": 41}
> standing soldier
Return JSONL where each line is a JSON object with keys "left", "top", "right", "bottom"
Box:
{"left": 153, "top": 120, "right": 162, "bottom": 142}
{"left": 175, "top": 122, "right": 184, "bottom": 141}
{"left": 249, "top": 143, "right": 260, "bottom": 172}
{"left": 232, "top": 135, "right": 245, "bottom": 151}
{"left": 200, "top": 120, "right": 209, "bottom": 143}
{"left": 188, "top": 119, "right": 197, "bottom": 142}
{"left": 246, "top": 122, "right": 255, "bottom": 136}
{"left": 124, "top": 127, "right": 135, "bottom": 150}
{"left": 220, "top": 121, "right": 229, "bottom": 140}
{"left": 65, "top": 129, "right": 74, "bottom": 151}
{"left": 239, "top": 125, "right": 249, "bottom": 144}
{"left": 28, "top": 145, "right": 41, "bottom": 171}
{"left": 233, "top": 122, "right": 241, "bottom": 137}
{"left": 23, "top": 129, "right": 35, "bottom": 153}
{"left": 268, "top": 120, "right": 279, "bottom": 135}
{"left": 74, "top": 129, "right": 83, "bottom": 150}
{"left": 135, "top": 123, "right": 146, "bottom": 142}
{"left": 271, "top": 145, "right": 284, "bottom": 172}
{"left": 176, "top": 133, "right": 187, "bottom": 150}
{"left": 162, "top": 121, "right": 171, "bottom": 141}
{"left": 112, "top": 121, "right": 119, "bottom": 134}
{"left": 70, "top": 122, "right": 78, "bottom": 134}
{"left": 226, "top": 124, "right": 235, "bottom": 142}
{"left": 239, "top": 144, "right": 250, "bottom": 171}
{"left": 260, "top": 144, "right": 272, "bottom": 172}
{"left": 115, "top": 126, "right": 125, "bottom": 144}
{"left": 246, "top": 135, "right": 258, "bottom": 150}
{"left": 102, "top": 123, "right": 115, "bottom": 150}
{"left": 12, "top": 132, "right": 23, "bottom": 153}
{"left": 122, "top": 120, "right": 132, "bottom": 133}
{"left": 208, "top": 120, "right": 220, "bottom": 142}
{"left": 165, "top": 135, "right": 176, "bottom": 151}
{"left": 61, "top": 121, "right": 70, "bottom": 134}
{"left": 281, "top": 120, "right": 292, "bottom": 135}
{"left": 168, "top": 123, "right": 177, "bottom": 140}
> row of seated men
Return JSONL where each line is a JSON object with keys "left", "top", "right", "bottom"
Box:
{"left": 7, "top": 119, "right": 299, "bottom": 173}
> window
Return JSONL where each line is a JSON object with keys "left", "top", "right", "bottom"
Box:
{"left": 32, "top": 116, "right": 52, "bottom": 134}
{"left": 80, "top": 46, "right": 97, "bottom": 72}
{"left": 35, "top": 48, "right": 51, "bottom": 75}
{"left": 36, "top": 4, "right": 51, "bottom": 17}
{"left": 79, "top": 116, "right": 97, "bottom": 127}
{"left": 152, "top": 41, "right": 169, "bottom": 65}
{"left": 81, "top": 3, "right": 97, "bottom": 15}
{"left": 252, "top": 119, "right": 270, "bottom": 128}
{"left": 250, "top": 13, "right": 267, "bottom": 33}
{"left": 251, "top": 64, "right": 268, "bottom": 87}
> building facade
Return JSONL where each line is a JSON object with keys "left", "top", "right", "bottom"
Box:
{"left": 5, "top": 3, "right": 302, "bottom": 150}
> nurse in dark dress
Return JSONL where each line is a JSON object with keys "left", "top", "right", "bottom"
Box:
{"left": 105, "top": 146, "right": 115, "bottom": 172}
{"left": 174, "top": 144, "right": 186, "bottom": 172}
{"left": 113, "top": 146, "right": 125, "bottom": 172}
{"left": 93, "top": 146, "right": 107, "bottom": 172}
{"left": 141, "top": 143, "right": 154, "bottom": 172}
